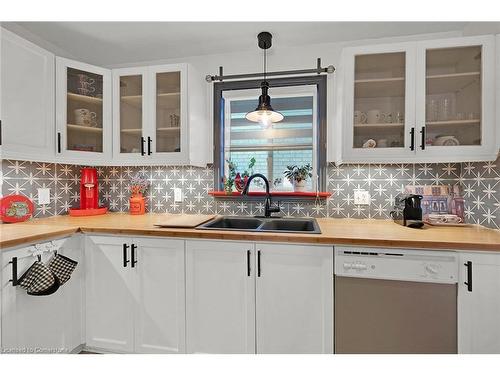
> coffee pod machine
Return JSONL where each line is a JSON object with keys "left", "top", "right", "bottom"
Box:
{"left": 391, "top": 194, "right": 424, "bottom": 228}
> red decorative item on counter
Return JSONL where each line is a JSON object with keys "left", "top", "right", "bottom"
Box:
{"left": 129, "top": 189, "right": 146, "bottom": 215}
{"left": 69, "top": 167, "right": 108, "bottom": 216}
{"left": 0, "top": 194, "right": 34, "bottom": 223}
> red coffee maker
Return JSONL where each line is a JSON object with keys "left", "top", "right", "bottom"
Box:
{"left": 69, "top": 167, "right": 108, "bottom": 216}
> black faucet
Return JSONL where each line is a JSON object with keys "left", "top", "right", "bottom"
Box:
{"left": 242, "top": 173, "right": 281, "bottom": 218}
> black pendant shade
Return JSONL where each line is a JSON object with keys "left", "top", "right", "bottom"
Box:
{"left": 245, "top": 32, "right": 284, "bottom": 126}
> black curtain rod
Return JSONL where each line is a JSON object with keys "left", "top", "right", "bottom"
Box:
{"left": 206, "top": 58, "right": 335, "bottom": 82}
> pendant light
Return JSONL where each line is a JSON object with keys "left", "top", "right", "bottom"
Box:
{"left": 245, "top": 32, "right": 284, "bottom": 127}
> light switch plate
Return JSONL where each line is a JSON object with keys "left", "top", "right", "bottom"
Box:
{"left": 173, "top": 188, "right": 183, "bottom": 202}
{"left": 354, "top": 190, "right": 370, "bottom": 205}
{"left": 38, "top": 188, "right": 51, "bottom": 205}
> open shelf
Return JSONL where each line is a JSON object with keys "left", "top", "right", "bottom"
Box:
{"left": 355, "top": 77, "right": 405, "bottom": 98}
{"left": 67, "top": 124, "right": 103, "bottom": 133}
{"left": 426, "top": 71, "right": 480, "bottom": 94}
{"left": 426, "top": 119, "right": 480, "bottom": 126}
{"left": 67, "top": 92, "right": 103, "bottom": 104}
{"left": 209, "top": 191, "right": 332, "bottom": 199}
{"left": 121, "top": 127, "right": 180, "bottom": 134}
{"left": 121, "top": 92, "right": 180, "bottom": 109}
{"left": 354, "top": 122, "right": 404, "bottom": 128}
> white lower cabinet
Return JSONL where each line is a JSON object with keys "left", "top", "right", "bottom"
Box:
{"left": 1, "top": 236, "right": 84, "bottom": 353}
{"left": 255, "top": 243, "right": 333, "bottom": 354}
{"left": 185, "top": 240, "right": 255, "bottom": 354}
{"left": 85, "top": 236, "right": 135, "bottom": 352}
{"left": 85, "top": 235, "right": 185, "bottom": 353}
{"left": 458, "top": 251, "right": 500, "bottom": 354}
{"left": 185, "top": 240, "right": 333, "bottom": 354}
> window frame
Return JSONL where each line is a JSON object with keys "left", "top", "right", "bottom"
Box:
{"left": 213, "top": 75, "right": 328, "bottom": 193}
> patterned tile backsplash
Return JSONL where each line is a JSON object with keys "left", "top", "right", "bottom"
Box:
{"left": 1, "top": 157, "right": 499, "bottom": 229}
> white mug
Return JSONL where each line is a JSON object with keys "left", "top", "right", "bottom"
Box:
{"left": 354, "top": 111, "right": 367, "bottom": 124}
{"left": 74, "top": 109, "right": 96, "bottom": 126}
{"left": 367, "top": 109, "right": 385, "bottom": 124}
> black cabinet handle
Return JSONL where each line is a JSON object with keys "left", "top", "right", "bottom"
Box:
{"left": 123, "top": 244, "right": 130, "bottom": 267}
{"left": 409, "top": 127, "right": 415, "bottom": 151}
{"left": 257, "top": 250, "right": 261, "bottom": 277}
{"left": 131, "top": 244, "right": 138, "bottom": 268}
{"left": 420, "top": 126, "right": 426, "bottom": 150}
{"left": 247, "top": 250, "right": 251, "bottom": 277}
{"left": 9, "top": 257, "right": 18, "bottom": 286}
{"left": 141, "top": 137, "right": 145, "bottom": 156}
{"left": 147, "top": 136, "right": 152, "bottom": 155}
{"left": 464, "top": 261, "right": 472, "bottom": 292}
{"left": 57, "top": 132, "right": 61, "bottom": 153}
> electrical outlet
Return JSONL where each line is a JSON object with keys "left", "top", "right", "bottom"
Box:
{"left": 173, "top": 188, "right": 183, "bottom": 203}
{"left": 354, "top": 190, "right": 370, "bottom": 205}
{"left": 38, "top": 188, "right": 51, "bottom": 205}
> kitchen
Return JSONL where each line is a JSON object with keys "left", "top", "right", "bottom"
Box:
{"left": 0, "top": 4, "right": 500, "bottom": 371}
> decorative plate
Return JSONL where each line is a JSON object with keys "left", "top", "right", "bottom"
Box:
{"left": 0, "top": 195, "right": 34, "bottom": 223}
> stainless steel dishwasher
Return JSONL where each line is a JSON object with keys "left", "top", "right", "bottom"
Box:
{"left": 334, "top": 246, "right": 458, "bottom": 354}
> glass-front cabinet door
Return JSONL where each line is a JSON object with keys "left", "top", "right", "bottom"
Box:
{"left": 148, "top": 64, "right": 187, "bottom": 163}
{"left": 56, "top": 57, "right": 111, "bottom": 161}
{"left": 112, "top": 68, "right": 147, "bottom": 160}
{"left": 416, "top": 36, "right": 496, "bottom": 160}
{"left": 342, "top": 43, "right": 416, "bottom": 162}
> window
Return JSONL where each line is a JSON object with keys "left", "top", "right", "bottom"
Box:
{"left": 213, "top": 76, "right": 327, "bottom": 193}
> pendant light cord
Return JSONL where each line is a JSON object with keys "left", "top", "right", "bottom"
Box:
{"left": 263, "top": 48, "right": 267, "bottom": 83}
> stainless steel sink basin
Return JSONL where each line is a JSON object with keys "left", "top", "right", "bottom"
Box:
{"left": 259, "top": 219, "right": 318, "bottom": 232}
{"left": 197, "top": 216, "right": 321, "bottom": 234}
{"left": 202, "top": 217, "right": 262, "bottom": 230}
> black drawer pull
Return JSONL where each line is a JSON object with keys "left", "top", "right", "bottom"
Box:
{"left": 140, "top": 137, "right": 145, "bottom": 156}
{"left": 464, "top": 261, "right": 472, "bottom": 292}
{"left": 247, "top": 250, "right": 251, "bottom": 277}
{"left": 420, "top": 126, "right": 426, "bottom": 150}
{"left": 147, "top": 136, "right": 152, "bottom": 155}
{"left": 410, "top": 127, "right": 415, "bottom": 151}
{"left": 9, "top": 257, "right": 18, "bottom": 286}
{"left": 123, "top": 244, "right": 130, "bottom": 267}
{"left": 257, "top": 250, "right": 261, "bottom": 277}
{"left": 131, "top": 244, "right": 138, "bottom": 268}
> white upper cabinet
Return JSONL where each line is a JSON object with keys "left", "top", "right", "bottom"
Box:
{"left": 113, "top": 63, "right": 208, "bottom": 166}
{"left": 1, "top": 28, "right": 55, "bottom": 161}
{"left": 415, "top": 36, "right": 496, "bottom": 162}
{"left": 341, "top": 42, "right": 417, "bottom": 163}
{"left": 340, "top": 35, "right": 497, "bottom": 163}
{"left": 55, "top": 57, "right": 112, "bottom": 163}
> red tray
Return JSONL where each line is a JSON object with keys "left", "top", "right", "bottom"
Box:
{"left": 69, "top": 207, "right": 108, "bottom": 216}
{"left": 0, "top": 194, "right": 34, "bottom": 223}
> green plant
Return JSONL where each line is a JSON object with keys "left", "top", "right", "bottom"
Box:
{"left": 223, "top": 159, "right": 237, "bottom": 194}
{"left": 283, "top": 164, "right": 313, "bottom": 183}
{"left": 242, "top": 157, "right": 256, "bottom": 178}
{"left": 130, "top": 173, "right": 150, "bottom": 195}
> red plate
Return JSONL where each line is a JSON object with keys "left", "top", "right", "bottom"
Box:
{"left": 0, "top": 194, "right": 34, "bottom": 223}
{"left": 69, "top": 207, "right": 108, "bottom": 216}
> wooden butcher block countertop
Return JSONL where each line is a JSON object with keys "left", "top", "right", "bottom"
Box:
{"left": 1, "top": 213, "right": 499, "bottom": 251}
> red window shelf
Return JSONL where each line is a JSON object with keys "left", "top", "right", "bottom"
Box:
{"left": 208, "top": 191, "right": 331, "bottom": 198}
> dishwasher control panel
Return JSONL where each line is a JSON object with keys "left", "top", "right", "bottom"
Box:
{"left": 335, "top": 246, "right": 458, "bottom": 284}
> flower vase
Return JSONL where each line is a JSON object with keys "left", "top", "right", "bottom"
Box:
{"left": 129, "top": 192, "right": 145, "bottom": 215}
{"left": 234, "top": 173, "right": 249, "bottom": 193}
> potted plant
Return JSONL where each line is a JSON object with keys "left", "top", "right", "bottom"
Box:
{"left": 129, "top": 173, "right": 149, "bottom": 215}
{"left": 284, "top": 164, "right": 312, "bottom": 192}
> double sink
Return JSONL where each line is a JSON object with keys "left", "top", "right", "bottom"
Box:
{"left": 197, "top": 216, "right": 321, "bottom": 234}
